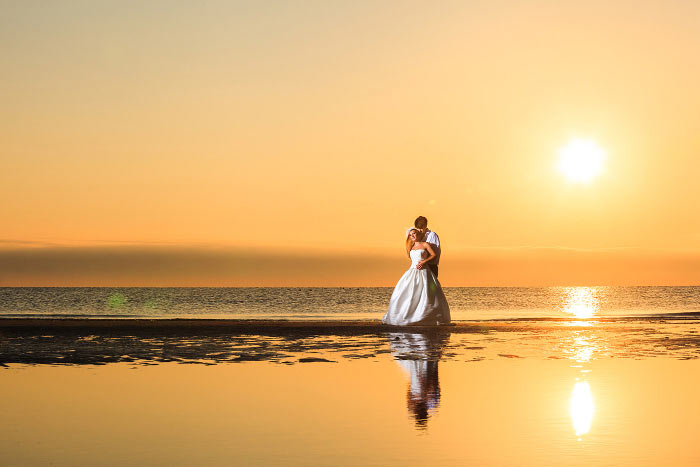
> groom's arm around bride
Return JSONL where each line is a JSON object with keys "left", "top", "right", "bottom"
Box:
{"left": 414, "top": 216, "right": 441, "bottom": 279}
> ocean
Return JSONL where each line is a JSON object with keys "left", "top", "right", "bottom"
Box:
{"left": 1, "top": 286, "right": 699, "bottom": 320}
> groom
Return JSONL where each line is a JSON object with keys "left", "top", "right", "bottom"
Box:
{"left": 414, "top": 216, "right": 441, "bottom": 278}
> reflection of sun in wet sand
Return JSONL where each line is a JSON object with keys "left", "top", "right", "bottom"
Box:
{"left": 561, "top": 287, "right": 601, "bottom": 319}
{"left": 570, "top": 381, "right": 595, "bottom": 439}
{"left": 570, "top": 335, "right": 596, "bottom": 363}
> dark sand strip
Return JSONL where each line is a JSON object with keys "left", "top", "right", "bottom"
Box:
{"left": 0, "top": 318, "right": 469, "bottom": 335}
{"left": 0, "top": 317, "right": 652, "bottom": 336}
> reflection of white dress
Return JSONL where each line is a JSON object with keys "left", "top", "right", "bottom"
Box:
{"left": 382, "top": 249, "right": 451, "bottom": 326}
{"left": 389, "top": 332, "right": 447, "bottom": 426}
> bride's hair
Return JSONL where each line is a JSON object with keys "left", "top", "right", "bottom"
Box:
{"left": 405, "top": 228, "right": 421, "bottom": 257}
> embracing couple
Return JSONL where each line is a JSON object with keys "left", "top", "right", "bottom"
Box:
{"left": 382, "top": 216, "right": 452, "bottom": 326}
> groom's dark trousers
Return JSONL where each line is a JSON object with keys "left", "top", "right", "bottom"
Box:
{"left": 428, "top": 264, "right": 439, "bottom": 279}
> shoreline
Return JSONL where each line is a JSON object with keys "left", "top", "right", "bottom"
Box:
{"left": 0, "top": 318, "right": 496, "bottom": 334}
{"left": 0, "top": 316, "right": 695, "bottom": 335}
{"left": 2, "top": 317, "right": 698, "bottom": 366}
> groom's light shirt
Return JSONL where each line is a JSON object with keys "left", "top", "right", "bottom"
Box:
{"left": 424, "top": 230, "right": 441, "bottom": 265}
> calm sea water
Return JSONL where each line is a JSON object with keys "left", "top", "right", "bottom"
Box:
{"left": 1, "top": 286, "right": 698, "bottom": 320}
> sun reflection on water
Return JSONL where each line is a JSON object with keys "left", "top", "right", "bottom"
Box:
{"left": 572, "top": 336, "right": 595, "bottom": 363}
{"left": 570, "top": 381, "right": 595, "bottom": 438}
{"left": 560, "top": 287, "right": 601, "bottom": 319}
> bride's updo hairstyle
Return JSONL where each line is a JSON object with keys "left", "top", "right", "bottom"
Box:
{"left": 405, "top": 228, "right": 421, "bottom": 257}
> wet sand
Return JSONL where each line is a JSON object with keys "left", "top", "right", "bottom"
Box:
{"left": 2, "top": 317, "right": 699, "bottom": 366}
{"left": 3, "top": 317, "right": 700, "bottom": 466}
{"left": 3, "top": 355, "right": 700, "bottom": 466}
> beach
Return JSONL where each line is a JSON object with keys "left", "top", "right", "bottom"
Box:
{"left": 2, "top": 289, "right": 700, "bottom": 465}
{"left": 2, "top": 316, "right": 700, "bottom": 466}
{"left": 2, "top": 315, "right": 699, "bottom": 365}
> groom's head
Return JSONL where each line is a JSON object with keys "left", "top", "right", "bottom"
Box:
{"left": 414, "top": 216, "right": 428, "bottom": 232}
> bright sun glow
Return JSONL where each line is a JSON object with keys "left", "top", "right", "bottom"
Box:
{"left": 561, "top": 287, "right": 600, "bottom": 319}
{"left": 570, "top": 381, "right": 595, "bottom": 438}
{"left": 557, "top": 139, "right": 606, "bottom": 183}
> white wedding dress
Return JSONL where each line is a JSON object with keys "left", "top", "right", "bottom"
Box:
{"left": 382, "top": 249, "right": 451, "bottom": 326}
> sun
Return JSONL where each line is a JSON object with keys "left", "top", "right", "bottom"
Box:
{"left": 557, "top": 139, "right": 606, "bottom": 183}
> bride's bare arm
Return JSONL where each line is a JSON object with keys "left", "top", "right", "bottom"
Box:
{"left": 416, "top": 242, "right": 436, "bottom": 269}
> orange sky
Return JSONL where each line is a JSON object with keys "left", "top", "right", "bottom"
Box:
{"left": 2, "top": 1, "right": 699, "bottom": 285}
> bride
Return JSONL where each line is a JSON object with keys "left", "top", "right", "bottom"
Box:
{"left": 382, "top": 229, "right": 451, "bottom": 326}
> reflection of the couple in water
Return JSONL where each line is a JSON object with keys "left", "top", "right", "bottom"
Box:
{"left": 388, "top": 332, "right": 450, "bottom": 429}
{"left": 387, "top": 320, "right": 597, "bottom": 438}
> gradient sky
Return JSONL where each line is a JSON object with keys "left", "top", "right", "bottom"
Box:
{"left": 2, "top": 0, "right": 699, "bottom": 285}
